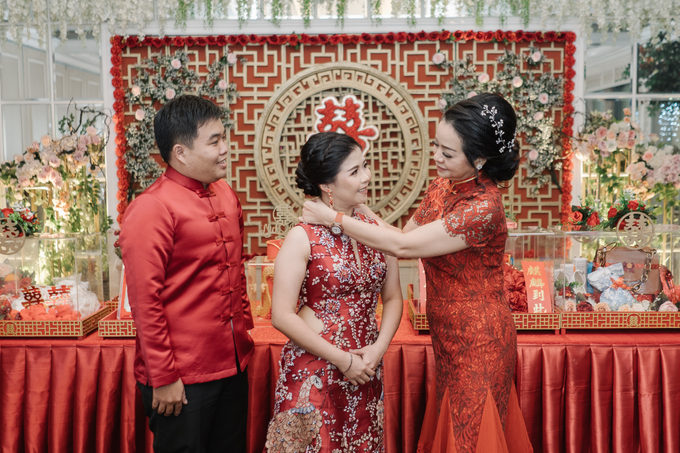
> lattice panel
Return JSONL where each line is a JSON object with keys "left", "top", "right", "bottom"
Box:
{"left": 99, "top": 311, "right": 137, "bottom": 337}
{"left": 0, "top": 306, "right": 110, "bottom": 337}
{"left": 562, "top": 312, "right": 680, "bottom": 329}
{"left": 118, "top": 36, "right": 569, "bottom": 254}
{"left": 512, "top": 313, "right": 561, "bottom": 330}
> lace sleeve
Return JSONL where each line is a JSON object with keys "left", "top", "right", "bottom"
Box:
{"left": 411, "top": 179, "right": 442, "bottom": 226}
{"left": 443, "top": 196, "right": 504, "bottom": 247}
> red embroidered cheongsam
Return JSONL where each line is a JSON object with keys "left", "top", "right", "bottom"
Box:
{"left": 414, "top": 174, "right": 532, "bottom": 453}
{"left": 266, "top": 213, "right": 387, "bottom": 453}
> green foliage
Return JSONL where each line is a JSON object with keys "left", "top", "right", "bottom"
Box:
{"left": 638, "top": 32, "right": 680, "bottom": 93}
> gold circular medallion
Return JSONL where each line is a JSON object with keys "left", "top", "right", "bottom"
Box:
{"left": 3, "top": 322, "right": 16, "bottom": 336}
{"left": 627, "top": 313, "right": 641, "bottom": 328}
{"left": 616, "top": 212, "right": 654, "bottom": 249}
{"left": 0, "top": 218, "right": 26, "bottom": 255}
{"left": 254, "top": 62, "right": 430, "bottom": 224}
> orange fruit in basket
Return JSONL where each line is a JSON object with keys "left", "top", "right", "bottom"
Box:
{"left": 4, "top": 274, "right": 15, "bottom": 282}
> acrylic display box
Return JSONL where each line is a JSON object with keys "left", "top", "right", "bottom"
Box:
{"left": 0, "top": 233, "right": 110, "bottom": 337}
{"left": 406, "top": 226, "right": 680, "bottom": 332}
{"left": 246, "top": 256, "right": 275, "bottom": 326}
{"left": 98, "top": 238, "right": 137, "bottom": 337}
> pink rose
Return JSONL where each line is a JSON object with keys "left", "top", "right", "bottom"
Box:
{"left": 14, "top": 154, "right": 23, "bottom": 163}
{"left": 135, "top": 109, "right": 145, "bottom": 121}
{"left": 217, "top": 79, "right": 228, "bottom": 90}
{"left": 25, "top": 153, "right": 34, "bottom": 161}
{"left": 438, "top": 98, "right": 448, "bottom": 110}
{"left": 477, "top": 73, "right": 490, "bottom": 83}
{"left": 606, "top": 130, "right": 616, "bottom": 140}
{"left": 533, "top": 112, "right": 544, "bottom": 121}
{"left": 595, "top": 126, "right": 608, "bottom": 139}
{"left": 512, "top": 76, "right": 523, "bottom": 88}
{"left": 659, "top": 301, "right": 678, "bottom": 312}
{"left": 32, "top": 141, "right": 40, "bottom": 151}
{"left": 86, "top": 126, "right": 97, "bottom": 136}
{"left": 649, "top": 133, "right": 660, "bottom": 142}
{"left": 165, "top": 88, "right": 176, "bottom": 99}
{"left": 564, "top": 300, "right": 576, "bottom": 312}
{"left": 171, "top": 59, "right": 182, "bottom": 69}
{"left": 538, "top": 92, "right": 549, "bottom": 104}
{"left": 623, "top": 107, "right": 631, "bottom": 116}
{"left": 626, "top": 139, "right": 636, "bottom": 149}
{"left": 227, "top": 53, "right": 238, "bottom": 65}
{"left": 618, "top": 304, "right": 632, "bottom": 312}
{"left": 528, "top": 149, "right": 539, "bottom": 161}
{"left": 41, "top": 135, "right": 52, "bottom": 147}
{"left": 467, "top": 91, "right": 477, "bottom": 99}
{"left": 431, "top": 52, "right": 445, "bottom": 65}
{"left": 531, "top": 51, "right": 542, "bottom": 62}
{"left": 628, "top": 130, "right": 636, "bottom": 140}
{"left": 131, "top": 86, "right": 142, "bottom": 97}
{"left": 91, "top": 135, "right": 101, "bottom": 145}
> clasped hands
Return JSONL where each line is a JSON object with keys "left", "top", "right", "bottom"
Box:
{"left": 340, "top": 344, "right": 385, "bottom": 386}
{"left": 152, "top": 378, "right": 188, "bottom": 417}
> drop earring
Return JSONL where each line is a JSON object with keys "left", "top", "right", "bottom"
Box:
{"left": 328, "top": 190, "right": 334, "bottom": 208}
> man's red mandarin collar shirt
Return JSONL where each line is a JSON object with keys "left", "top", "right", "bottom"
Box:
{"left": 120, "top": 166, "right": 255, "bottom": 388}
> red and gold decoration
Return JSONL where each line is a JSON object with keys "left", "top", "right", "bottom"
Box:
{"left": 112, "top": 30, "right": 575, "bottom": 253}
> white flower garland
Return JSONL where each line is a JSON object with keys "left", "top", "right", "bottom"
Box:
{"left": 1, "top": 0, "right": 678, "bottom": 43}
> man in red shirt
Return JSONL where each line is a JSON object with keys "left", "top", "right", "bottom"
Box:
{"left": 120, "top": 95, "right": 255, "bottom": 452}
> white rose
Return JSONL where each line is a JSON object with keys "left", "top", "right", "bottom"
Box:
{"left": 531, "top": 51, "right": 542, "bottom": 62}
{"left": 165, "top": 88, "right": 176, "bottom": 99}
{"left": 477, "top": 73, "right": 490, "bottom": 83}
{"left": 131, "top": 86, "right": 142, "bottom": 97}
{"left": 227, "top": 53, "right": 238, "bottom": 65}
{"left": 512, "top": 76, "right": 523, "bottom": 88}
{"left": 218, "top": 79, "right": 228, "bottom": 90}
{"left": 171, "top": 58, "right": 182, "bottom": 69}
{"left": 538, "top": 93, "right": 549, "bottom": 104}
{"left": 438, "top": 98, "right": 448, "bottom": 110}
{"left": 135, "top": 109, "right": 145, "bottom": 121}
{"left": 533, "top": 112, "right": 544, "bottom": 121}
{"left": 467, "top": 91, "right": 477, "bottom": 99}
{"left": 41, "top": 134, "right": 52, "bottom": 147}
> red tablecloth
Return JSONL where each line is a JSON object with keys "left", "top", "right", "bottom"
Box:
{"left": 1, "top": 310, "right": 679, "bottom": 453}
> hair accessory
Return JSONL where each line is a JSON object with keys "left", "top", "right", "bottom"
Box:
{"left": 480, "top": 104, "right": 516, "bottom": 154}
{"left": 476, "top": 164, "right": 483, "bottom": 170}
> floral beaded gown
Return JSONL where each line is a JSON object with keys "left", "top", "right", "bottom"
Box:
{"left": 265, "top": 213, "right": 387, "bottom": 453}
{"left": 413, "top": 175, "right": 533, "bottom": 453}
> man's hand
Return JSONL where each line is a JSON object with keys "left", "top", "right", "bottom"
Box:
{"left": 152, "top": 378, "right": 188, "bottom": 416}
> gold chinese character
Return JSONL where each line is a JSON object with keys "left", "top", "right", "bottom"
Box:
{"left": 533, "top": 303, "right": 547, "bottom": 313}
{"left": 527, "top": 266, "right": 540, "bottom": 276}
{"left": 529, "top": 278, "right": 544, "bottom": 288}
{"left": 532, "top": 289, "right": 545, "bottom": 301}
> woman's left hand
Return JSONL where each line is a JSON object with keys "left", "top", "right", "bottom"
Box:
{"left": 349, "top": 344, "right": 386, "bottom": 371}
{"left": 299, "top": 199, "right": 336, "bottom": 226}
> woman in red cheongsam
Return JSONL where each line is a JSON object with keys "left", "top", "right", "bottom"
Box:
{"left": 301, "top": 93, "right": 533, "bottom": 453}
{"left": 266, "top": 132, "right": 403, "bottom": 453}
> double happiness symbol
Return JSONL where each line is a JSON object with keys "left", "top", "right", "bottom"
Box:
{"left": 309, "top": 95, "right": 379, "bottom": 155}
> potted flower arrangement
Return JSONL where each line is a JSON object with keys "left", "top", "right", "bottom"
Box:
{"left": 573, "top": 108, "right": 640, "bottom": 203}
{"left": 0, "top": 204, "right": 40, "bottom": 236}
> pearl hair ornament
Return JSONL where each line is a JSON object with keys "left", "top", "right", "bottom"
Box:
{"left": 480, "top": 104, "right": 516, "bottom": 154}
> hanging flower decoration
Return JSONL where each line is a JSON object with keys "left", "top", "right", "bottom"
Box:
{"left": 434, "top": 44, "right": 566, "bottom": 196}
{"left": 112, "top": 35, "right": 245, "bottom": 222}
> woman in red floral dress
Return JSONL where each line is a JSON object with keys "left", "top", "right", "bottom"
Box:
{"left": 266, "top": 132, "right": 403, "bottom": 453}
{"left": 301, "top": 94, "right": 533, "bottom": 453}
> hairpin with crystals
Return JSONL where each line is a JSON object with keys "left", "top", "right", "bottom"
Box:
{"left": 480, "top": 104, "right": 515, "bottom": 153}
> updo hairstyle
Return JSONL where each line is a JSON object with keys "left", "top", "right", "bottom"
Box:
{"left": 443, "top": 93, "right": 521, "bottom": 184}
{"left": 295, "top": 132, "right": 362, "bottom": 197}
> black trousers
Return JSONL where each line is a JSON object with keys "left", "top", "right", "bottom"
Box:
{"left": 138, "top": 367, "right": 248, "bottom": 453}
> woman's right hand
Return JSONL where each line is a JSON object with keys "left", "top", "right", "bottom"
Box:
{"left": 339, "top": 352, "right": 375, "bottom": 386}
{"left": 299, "top": 199, "right": 336, "bottom": 226}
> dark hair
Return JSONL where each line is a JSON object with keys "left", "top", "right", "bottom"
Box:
{"left": 154, "top": 95, "right": 224, "bottom": 163}
{"left": 295, "top": 132, "right": 361, "bottom": 197}
{"left": 442, "top": 93, "right": 520, "bottom": 184}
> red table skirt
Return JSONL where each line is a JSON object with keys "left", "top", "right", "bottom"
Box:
{"left": 2, "top": 321, "right": 680, "bottom": 453}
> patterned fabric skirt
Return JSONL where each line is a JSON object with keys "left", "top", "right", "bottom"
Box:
{"left": 265, "top": 341, "right": 385, "bottom": 453}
